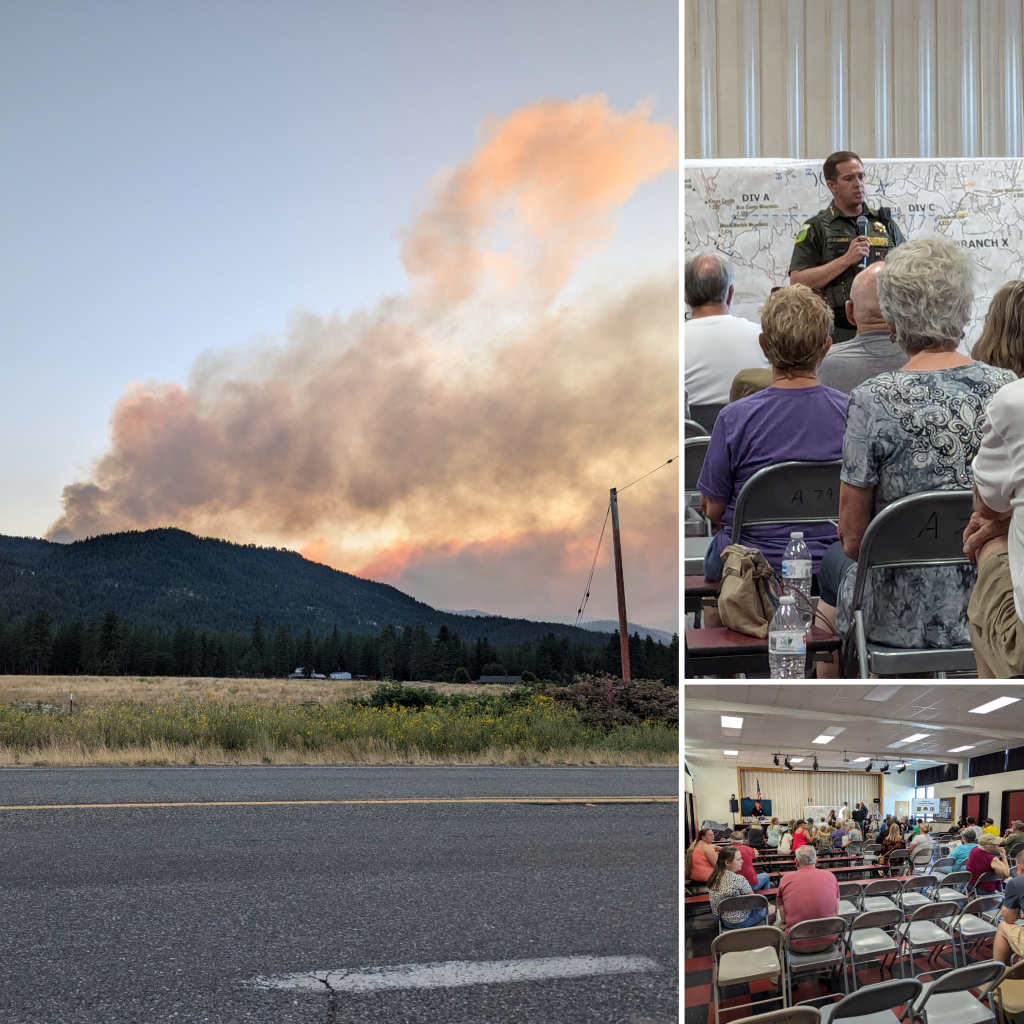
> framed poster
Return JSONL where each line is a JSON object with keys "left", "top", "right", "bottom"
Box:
{"left": 912, "top": 797, "right": 939, "bottom": 817}
{"left": 938, "top": 798, "right": 953, "bottom": 820}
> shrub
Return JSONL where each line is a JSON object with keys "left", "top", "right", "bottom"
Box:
{"left": 549, "top": 675, "right": 678, "bottom": 730}
{"left": 452, "top": 667, "right": 472, "bottom": 686}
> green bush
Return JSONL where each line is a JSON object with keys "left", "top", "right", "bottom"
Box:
{"left": 549, "top": 675, "right": 678, "bottom": 730}
{"left": 452, "top": 667, "right": 472, "bottom": 685}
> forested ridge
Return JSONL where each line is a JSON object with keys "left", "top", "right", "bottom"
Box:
{"left": 0, "top": 529, "right": 679, "bottom": 681}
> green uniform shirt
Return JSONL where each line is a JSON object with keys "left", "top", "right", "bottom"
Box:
{"left": 788, "top": 203, "right": 905, "bottom": 341}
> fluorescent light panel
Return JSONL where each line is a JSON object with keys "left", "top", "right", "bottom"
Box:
{"left": 723, "top": 750, "right": 738, "bottom": 756}
{"left": 721, "top": 716, "right": 744, "bottom": 729}
{"left": 970, "top": 696, "right": 1021, "bottom": 714}
{"left": 789, "top": 757, "right": 805, "bottom": 763}
{"left": 853, "top": 757, "right": 870, "bottom": 762}
{"left": 948, "top": 745, "right": 976, "bottom": 752}
{"left": 901, "top": 734, "right": 928, "bottom": 743}
{"left": 813, "top": 735, "right": 835, "bottom": 744}
{"left": 864, "top": 684, "right": 904, "bottom": 702}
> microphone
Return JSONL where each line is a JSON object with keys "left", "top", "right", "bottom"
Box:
{"left": 856, "top": 216, "right": 869, "bottom": 268}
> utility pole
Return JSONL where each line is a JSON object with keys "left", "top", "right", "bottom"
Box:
{"left": 609, "top": 487, "right": 631, "bottom": 680}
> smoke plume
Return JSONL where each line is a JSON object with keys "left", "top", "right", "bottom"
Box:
{"left": 49, "top": 95, "right": 679, "bottom": 624}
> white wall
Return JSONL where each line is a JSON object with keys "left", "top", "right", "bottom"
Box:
{"left": 882, "top": 776, "right": 916, "bottom": 818}
{"left": 933, "top": 760, "right": 1024, "bottom": 826}
{"left": 687, "top": 759, "right": 740, "bottom": 827}
{"left": 685, "top": 0, "right": 1024, "bottom": 159}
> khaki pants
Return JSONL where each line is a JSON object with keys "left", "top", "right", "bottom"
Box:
{"left": 968, "top": 541, "right": 1024, "bottom": 679}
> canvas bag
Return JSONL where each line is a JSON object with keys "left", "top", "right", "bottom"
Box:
{"left": 717, "top": 544, "right": 782, "bottom": 638}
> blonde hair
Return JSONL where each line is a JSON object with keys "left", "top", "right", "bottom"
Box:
{"left": 918, "top": 822, "right": 932, "bottom": 834}
{"left": 759, "top": 284, "right": 834, "bottom": 374}
{"left": 887, "top": 823, "right": 902, "bottom": 842}
{"left": 770, "top": 817, "right": 779, "bottom": 826}
{"left": 972, "top": 280, "right": 1024, "bottom": 376}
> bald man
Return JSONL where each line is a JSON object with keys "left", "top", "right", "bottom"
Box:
{"left": 817, "top": 261, "right": 908, "bottom": 393}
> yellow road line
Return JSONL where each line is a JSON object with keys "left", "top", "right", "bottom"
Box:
{"left": 0, "top": 795, "right": 679, "bottom": 811}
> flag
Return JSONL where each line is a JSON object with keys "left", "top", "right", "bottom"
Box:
{"left": 756, "top": 778, "right": 762, "bottom": 801}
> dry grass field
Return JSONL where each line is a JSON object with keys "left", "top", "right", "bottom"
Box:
{"left": 0, "top": 675, "right": 506, "bottom": 709}
{"left": 0, "top": 676, "right": 679, "bottom": 768}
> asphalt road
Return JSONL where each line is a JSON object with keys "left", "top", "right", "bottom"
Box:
{"left": 0, "top": 767, "right": 679, "bottom": 1023}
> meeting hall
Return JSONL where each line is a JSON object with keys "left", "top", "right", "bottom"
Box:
{"left": 683, "top": 683, "right": 1024, "bottom": 1023}
{"left": 684, "top": 0, "right": 1024, "bottom": 679}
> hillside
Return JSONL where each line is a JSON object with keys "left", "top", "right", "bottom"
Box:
{"left": 0, "top": 528, "right": 610, "bottom": 647}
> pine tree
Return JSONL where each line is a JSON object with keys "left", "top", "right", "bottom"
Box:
{"left": 271, "top": 625, "right": 293, "bottom": 677}
{"left": 433, "top": 625, "right": 453, "bottom": 682}
{"left": 251, "top": 615, "right": 266, "bottom": 675}
{"left": 378, "top": 624, "right": 397, "bottom": 680}
{"left": 301, "top": 628, "right": 313, "bottom": 677}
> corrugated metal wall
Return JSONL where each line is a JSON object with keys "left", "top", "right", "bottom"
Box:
{"left": 685, "top": 0, "right": 1024, "bottom": 159}
{"left": 740, "top": 768, "right": 880, "bottom": 823}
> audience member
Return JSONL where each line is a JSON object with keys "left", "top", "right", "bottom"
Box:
{"left": 729, "top": 366, "right": 774, "bottom": 402}
{"left": 963, "top": 372, "right": 1024, "bottom": 676}
{"left": 831, "top": 822, "right": 849, "bottom": 849}
{"left": 707, "top": 846, "right": 777, "bottom": 930}
{"left": 684, "top": 827, "right": 719, "bottom": 883}
{"left": 730, "top": 832, "right": 771, "bottom": 891}
{"left": 766, "top": 817, "right": 782, "bottom": 848}
{"left": 966, "top": 832, "right": 1010, "bottom": 892}
{"left": 984, "top": 818, "right": 1002, "bottom": 837}
{"left": 776, "top": 846, "right": 842, "bottom": 953}
{"left": 684, "top": 253, "right": 768, "bottom": 432}
{"left": 816, "top": 236, "right": 1016, "bottom": 658}
{"left": 813, "top": 826, "right": 833, "bottom": 854}
{"left": 852, "top": 802, "right": 868, "bottom": 831}
{"left": 696, "top": 285, "right": 846, "bottom": 581}
{"left": 993, "top": 848, "right": 1024, "bottom": 964}
{"left": 747, "top": 820, "right": 765, "bottom": 849}
{"left": 1004, "top": 822, "right": 1024, "bottom": 857}
{"left": 906, "top": 821, "right": 933, "bottom": 865}
{"left": 972, "top": 279, "right": 1024, "bottom": 377}
{"left": 792, "top": 820, "right": 812, "bottom": 852}
{"left": 778, "top": 825, "right": 794, "bottom": 854}
{"left": 818, "top": 262, "right": 907, "bottom": 393}
{"left": 950, "top": 828, "right": 979, "bottom": 872}
{"left": 846, "top": 819, "right": 863, "bottom": 844}
{"left": 878, "top": 823, "right": 906, "bottom": 866}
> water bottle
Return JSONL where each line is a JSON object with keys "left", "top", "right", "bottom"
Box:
{"left": 768, "top": 595, "right": 806, "bottom": 679}
{"left": 782, "top": 531, "right": 813, "bottom": 627}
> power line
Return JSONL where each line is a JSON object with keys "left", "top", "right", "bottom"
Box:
{"left": 559, "top": 501, "right": 611, "bottom": 679}
{"left": 616, "top": 456, "right": 679, "bottom": 494}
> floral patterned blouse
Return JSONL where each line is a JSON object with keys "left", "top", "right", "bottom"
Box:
{"left": 836, "top": 362, "right": 1016, "bottom": 646}
{"left": 708, "top": 870, "right": 753, "bottom": 923}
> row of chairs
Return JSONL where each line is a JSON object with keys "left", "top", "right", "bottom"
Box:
{"left": 719, "top": 970, "right": 1012, "bottom": 1024}
{"left": 684, "top": 418, "right": 978, "bottom": 678}
{"left": 712, "top": 871, "right": 1008, "bottom": 1021}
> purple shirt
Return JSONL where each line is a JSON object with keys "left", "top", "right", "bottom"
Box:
{"left": 696, "top": 384, "right": 849, "bottom": 571}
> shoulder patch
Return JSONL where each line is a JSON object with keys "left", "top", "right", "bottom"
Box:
{"left": 796, "top": 225, "right": 809, "bottom": 243}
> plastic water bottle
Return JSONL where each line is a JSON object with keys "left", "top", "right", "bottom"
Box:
{"left": 782, "top": 531, "right": 813, "bottom": 627}
{"left": 768, "top": 595, "right": 806, "bottom": 679}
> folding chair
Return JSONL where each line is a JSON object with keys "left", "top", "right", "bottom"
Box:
{"left": 900, "top": 877, "right": 939, "bottom": 917}
{"left": 887, "top": 850, "right": 914, "bottom": 878}
{"left": 838, "top": 883, "right": 862, "bottom": 925}
{"left": 932, "top": 871, "right": 974, "bottom": 910}
{"left": 974, "top": 873, "right": 1008, "bottom": 902}
{"left": 684, "top": 437, "right": 713, "bottom": 538}
{"left": 844, "top": 490, "right": 976, "bottom": 678}
{"left": 847, "top": 908, "right": 906, "bottom": 989}
{"left": 784, "top": 916, "right": 850, "bottom": 1006}
{"left": 903, "top": 959, "right": 1004, "bottom": 1024}
{"left": 943, "top": 896, "right": 1002, "bottom": 967}
{"left": 862, "top": 844, "right": 882, "bottom": 866}
{"left": 711, "top": 925, "right": 785, "bottom": 1024}
{"left": 932, "top": 858, "right": 955, "bottom": 877}
{"left": 818, "top": 976, "right": 922, "bottom": 1022}
{"left": 730, "top": 459, "right": 842, "bottom": 550}
{"left": 912, "top": 849, "right": 936, "bottom": 875}
{"left": 689, "top": 404, "right": 725, "bottom": 435}
{"left": 729, "top": 1009, "right": 822, "bottom": 1024}
{"left": 716, "top": 893, "right": 771, "bottom": 934}
{"left": 684, "top": 418, "right": 710, "bottom": 438}
{"left": 896, "top": 902, "right": 961, "bottom": 978}
{"left": 862, "top": 879, "right": 903, "bottom": 914}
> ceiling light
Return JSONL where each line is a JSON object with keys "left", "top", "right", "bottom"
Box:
{"left": 864, "top": 684, "right": 904, "bottom": 702}
{"left": 882, "top": 762, "right": 890, "bottom": 772}
{"left": 783, "top": 756, "right": 792, "bottom": 770}
{"left": 842, "top": 751, "right": 850, "bottom": 762}
{"left": 721, "top": 716, "right": 744, "bottom": 729}
{"left": 970, "top": 696, "right": 1021, "bottom": 715}
{"left": 773, "top": 754, "right": 779, "bottom": 766}
{"left": 867, "top": 761, "right": 873, "bottom": 772}
{"left": 948, "top": 745, "right": 976, "bottom": 753}
{"left": 901, "top": 734, "right": 928, "bottom": 743}
{"left": 813, "top": 735, "right": 835, "bottom": 744}
{"left": 897, "top": 763, "right": 906, "bottom": 773}
{"left": 789, "top": 757, "right": 804, "bottom": 763}
{"left": 853, "top": 757, "right": 870, "bottom": 762}
{"left": 812, "top": 756, "right": 819, "bottom": 771}
{"left": 724, "top": 750, "right": 738, "bottom": 756}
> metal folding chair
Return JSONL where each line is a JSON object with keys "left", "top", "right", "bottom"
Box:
{"left": 711, "top": 925, "right": 785, "bottom": 1024}
{"left": 716, "top": 893, "right": 771, "bottom": 934}
{"left": 684, "top": 418, "right": 710, "bottom": 438}
{"left": 900, "top": 876, "right": 939, "bottom": 917}
{"left": 903, "top": 959, "right": 1004, "bottom": 1024}
{"left": 727, "top": 1009, "right": 822, "bottom": 1024}
{"left": 784, "top": 916, "right": 850, "bottom": 1006}
{"left": 862, "top": 879, "right": 903, "bottom": 914}
{"left": 943, "top": 896, "right": 1003, "bottom": 966}
{"left": 843, "top": 490, "right": 976, "bottom": 678}
{"left": 847, "top": 908, "right": 906, "bottom": 989}
{"left": 818, "top": 977, "right": 922, "bottom": 1023}
{"left": 896, "top": 902, "right": 961, "bottom": 978}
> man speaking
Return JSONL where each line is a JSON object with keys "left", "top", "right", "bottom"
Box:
{"left": 789, "top": 151, "right": 905, "bottom": 342}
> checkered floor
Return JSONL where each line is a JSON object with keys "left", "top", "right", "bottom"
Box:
{"left": 683, "top": 910, "right": 997, "bottom": 1024}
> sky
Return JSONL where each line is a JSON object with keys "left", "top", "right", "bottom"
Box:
{"left": 0, "top": 0, "right": 679, "bottom": 630}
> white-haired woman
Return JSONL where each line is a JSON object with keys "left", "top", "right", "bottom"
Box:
{"left": 816, "top": 236, "right": 1016, "bottom": 656}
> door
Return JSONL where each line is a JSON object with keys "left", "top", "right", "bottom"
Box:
{"left": 1003, "top": 790, "right": 1024, "bottom": 833}
{"left": 895, "top": 800, "right": 910, "bottom": 819}
{"left": 965, "top": 793, "right": 982, "bottom": 821}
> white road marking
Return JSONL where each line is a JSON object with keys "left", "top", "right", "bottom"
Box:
{"left": 250, "top": 954, "right": 659, "bottom": 993}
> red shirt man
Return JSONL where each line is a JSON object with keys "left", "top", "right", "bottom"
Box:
{"left": 777, "top": 845, "right": 841, "bottom": 950}
{"left": 729, "top": 833, "right": 770, "bottom": 891}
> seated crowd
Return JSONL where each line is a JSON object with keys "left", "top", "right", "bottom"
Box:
{"left": 686, "top": 237, "right": 1024, "bottom": 676}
